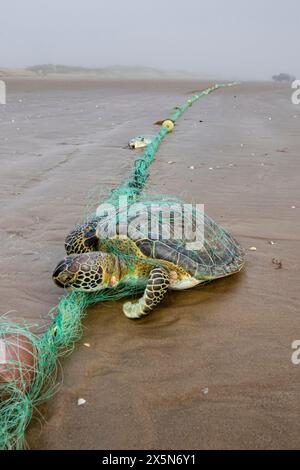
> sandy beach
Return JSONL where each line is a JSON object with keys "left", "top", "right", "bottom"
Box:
{"left": 0, "top": 78, "right": 299, "bottom": 449}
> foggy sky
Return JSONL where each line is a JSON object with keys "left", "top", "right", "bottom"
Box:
{"left": 0, "top": 0, "right": 299, "bottom": 80}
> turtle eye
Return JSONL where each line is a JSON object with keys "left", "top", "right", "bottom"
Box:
{"left": 85, "top": 229, "right": 95, "bottom": 238}
{"left": 56, "top": 271, "right": 77, "bottom": 287}
{"left": 83, "top": 225, "right": 98, "bottom": 250}
{"left": 84, "top": 224, "right": 96, "bottom": 237}
{"left": 53, "top": 262, "right": 77, "bottom": 287}
{"left": 59, "top": 272, "right": 72, "bottom": 283}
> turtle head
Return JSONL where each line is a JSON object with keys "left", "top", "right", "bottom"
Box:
{"left": 65, "top": 220, "right": 99, "bottom": 255}
{"left": 52, "top": 252, "right": 118, "bottom": 291}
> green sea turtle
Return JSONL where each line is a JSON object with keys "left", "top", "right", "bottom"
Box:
{"left": 53, "top": 200, "right": 245, "bottom": 319}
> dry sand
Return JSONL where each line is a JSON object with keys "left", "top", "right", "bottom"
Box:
{"left": 0, "top": 79, "right": 299, "bottom": 449}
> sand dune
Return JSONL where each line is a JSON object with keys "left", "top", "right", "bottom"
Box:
{"left": 1, "top": 65, "right": 196, "bottom": 80}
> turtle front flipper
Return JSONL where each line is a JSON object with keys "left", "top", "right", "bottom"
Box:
{"left": 123, "top": 267, "right": 170, "bottom": 319}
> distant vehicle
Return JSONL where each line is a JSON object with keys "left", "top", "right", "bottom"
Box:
{"left": 272, "top": 73, "right": 296, "bottom": 83}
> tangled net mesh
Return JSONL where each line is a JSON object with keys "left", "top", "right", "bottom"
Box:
{"left": 0, "top": 83, "right": 238, "bottom": 450}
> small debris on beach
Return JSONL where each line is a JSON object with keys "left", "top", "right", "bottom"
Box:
{"left": 167, "top": 161, "right": 175, "bottom": 164}
{"left": 249, "top": 247, "right": 257, "bottom": 251}
{"left": 269, "top": 241, "right": 276, "bottom": 246}
{"left": 202, "top": 387, "right": 209, "bottom": 395}
{"left": 276, "top": 148, "right": 288, "bottom": 153}
{"left": 83, "top": 343, "right": 90, "bottom": 348}
{"left": 189, "top": 165, "right": 195, "bottom": 170}
{"left": 77, "top": 398, "right": 86, "bottom": 406}
{"left": 291, "top": 206, "right": 296, "bottom": 209}
{"left": 272, "top": 258, "right": 282, "bottom": 269}
{"left": 209, "top": 167, "right": 214, "bottom": 170}
{"left": 129, "top": 135, "right": 153, "bottom": 149}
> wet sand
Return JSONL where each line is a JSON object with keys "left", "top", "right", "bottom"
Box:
{"left": 0, "top": 79, "right": 300, "bottom": 449}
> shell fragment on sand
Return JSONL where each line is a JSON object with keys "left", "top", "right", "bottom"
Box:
{"left": 77, "top": 398, "right": 86, "bottom": 406}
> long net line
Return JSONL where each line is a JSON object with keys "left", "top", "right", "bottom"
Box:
{"left": 0, "top": 82, "right": 238, "bottom": 450}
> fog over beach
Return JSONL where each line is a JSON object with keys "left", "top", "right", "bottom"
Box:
{"left": 0, "top": 0, "right": 300, "bottom": 80}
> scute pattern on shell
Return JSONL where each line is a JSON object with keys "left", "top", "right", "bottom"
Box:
{"left": 95, "top": 197, "right": 245, "bottom": 280}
